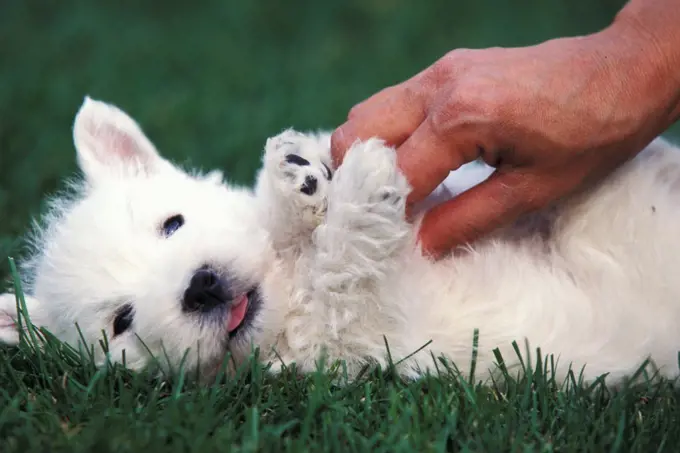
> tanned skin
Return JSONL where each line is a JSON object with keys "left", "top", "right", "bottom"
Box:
{"left": 331, "top": 0, "right": 680, "bottom": 259}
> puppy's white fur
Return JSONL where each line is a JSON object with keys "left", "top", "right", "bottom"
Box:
{"left": 2, "top": 97, "right": 680, "bottom": 387}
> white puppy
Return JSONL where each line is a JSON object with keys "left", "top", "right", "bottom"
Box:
{"left": 1, "top": 97, "right": 680, "bottom": 387}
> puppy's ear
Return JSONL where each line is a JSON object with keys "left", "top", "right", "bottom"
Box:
{"left": 0, "top": 293, "right": 48, "bottom": 345}
{"left": 72, "top": 96, "right": 168, "bottom": 183}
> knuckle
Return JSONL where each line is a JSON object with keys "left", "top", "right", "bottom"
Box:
{"left": 453, "top": 83, "right": 503, "bottom": 127}
{"left": 429, "top": 58, "right": 452, "bottom": 84}
{"left": 400, "top": 81, "right": 424, "bottom": 107}
{"left": 428, "top": 51, "right": 461, "bottom": 85}
{"left": 347, "top": 104, "right": 363, "bottom": 121}
{"left": 440, "top": 48, "right": 472, "bottom": 67}
{"left": 427, "top": 102, "right": 457, "bottom": 138}
{"left": 427, "top": 86, "right": 487, "bottom": 137}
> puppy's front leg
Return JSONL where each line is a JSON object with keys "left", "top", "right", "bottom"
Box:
{"left": 312, "top": 137, "right": 412, "bottom": 304}
{"left": 294, "top": 139, "right": 414, "bottom": 373}
{"left": 255, "top": 129, "right": 334, "bottom": 256}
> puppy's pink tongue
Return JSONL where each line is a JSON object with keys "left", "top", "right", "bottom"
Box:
{"left": 227, "top": 294, "right": 249, "bottom": 332}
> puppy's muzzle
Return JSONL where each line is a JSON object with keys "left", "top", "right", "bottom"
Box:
{"left": 182, "top": 266, "right": 230, "bottom": 313}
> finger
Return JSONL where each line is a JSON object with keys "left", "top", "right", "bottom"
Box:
{"left": 330, "top": 83, "right": 427, "bottom": 167}
{"left": 416, "top": 170, "right": 548, "bottom": 259}
{"left": 348, "top": 84, "right": 404, "bottom": 118}
{"left": 395, "top": 118, "right": 483, "bottom": 208}
{"left": 348, "top": 64, "right": 432, "bottom": 118}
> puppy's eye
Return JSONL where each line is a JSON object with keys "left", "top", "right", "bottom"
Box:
{"left": 161, "top": 214, "right": 184, "bottom": 237}
{"left": 113, "top": 304, "right": 134, "bottom": 336}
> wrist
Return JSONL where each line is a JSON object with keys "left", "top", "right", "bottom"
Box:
{"left": 559, "top": 10, "right": 680, "bottom": 153}
{"left": 604, "top": 2, "right": 680, "bottom": 130}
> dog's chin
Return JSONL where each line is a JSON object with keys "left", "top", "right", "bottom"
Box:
{"left": 194, "top": 287, "right": 262, "bottom": 382}
{"left": 187, "top": 285, "right": 262, "bottom": 382}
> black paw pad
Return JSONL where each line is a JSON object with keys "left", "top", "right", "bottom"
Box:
{"left": 379, "top": 190, "right": 402, "bottom": 205}
{"left": 285, "top": 154, "right": 310, "bottom": 166}
{"left": 300, "top": 175, "right": 318, "bottom": 195}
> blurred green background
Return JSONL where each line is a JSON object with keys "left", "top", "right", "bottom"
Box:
{"left": 1, "top": 0, "right": 679, "bottom": 283}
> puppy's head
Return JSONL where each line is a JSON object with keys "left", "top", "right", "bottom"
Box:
{"left": 0, "top": 97, "right": 271, "bottom": 378}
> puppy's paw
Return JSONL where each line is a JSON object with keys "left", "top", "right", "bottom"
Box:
{"left": 332, "top": 138, "right": 410, "bottom": 213}
{"left": 265, "top": 129, "right": 333, "bottom": 227}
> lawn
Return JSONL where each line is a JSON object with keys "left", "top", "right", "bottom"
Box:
{"left": 1, "top": 0, "right": 679, "bottom": 451}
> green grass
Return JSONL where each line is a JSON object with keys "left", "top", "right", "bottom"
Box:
{"left": 2, "top": 0, "right": 680, "bottom": 450}
{"left": 2, "top": 260, "right": 679, "bottom": 452}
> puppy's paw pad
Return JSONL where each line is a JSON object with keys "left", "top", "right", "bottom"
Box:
{"left": 272, "top": 154, "right": 329, "bottom": 200}
{"left": 264, "top": 129, "right": 334, "bottom": 228}
{"left": 266, "top": 130, "right": 333, "bottom": 190}
{"left": 375, "top": 187, "right": 405, "bottom": 206}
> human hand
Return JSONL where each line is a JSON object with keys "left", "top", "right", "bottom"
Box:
{"left": 330, "top": 6, "right": 680, "bottom": 259}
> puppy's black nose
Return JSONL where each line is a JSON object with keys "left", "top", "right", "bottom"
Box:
{"left": 183, "top": 267, "right": 228, "bottom": 312}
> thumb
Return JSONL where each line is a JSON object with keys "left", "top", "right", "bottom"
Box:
{"left": 416, "top": 170, "right": 545, "bottom": 259}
